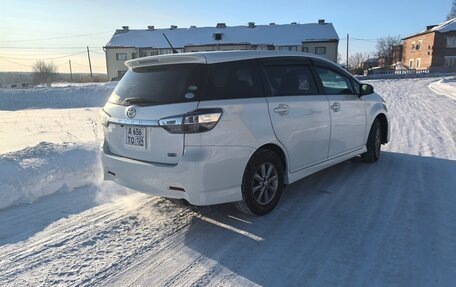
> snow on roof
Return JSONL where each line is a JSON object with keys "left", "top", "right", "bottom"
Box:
{"left": 105, "top": 23, "right": 339, "bottom": 48}
{"left": 430, "top": 18, "right": 456, "bottom": 33}
{"left": 404, "top": 18, "right": 456, "bottom": 39}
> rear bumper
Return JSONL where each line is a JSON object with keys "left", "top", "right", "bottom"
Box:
{"left": 101, "top": 142, "right": 254, "bottom": 205}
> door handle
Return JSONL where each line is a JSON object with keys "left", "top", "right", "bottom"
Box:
{"left": 330, "top": 102, "right": 341, "bottom": 112}
{"left": 273, "top": 104, "right": 290, "bottom": 115}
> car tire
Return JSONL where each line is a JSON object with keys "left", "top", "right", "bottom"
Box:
{"left": 362, "top": 119, "right": 382, "bottom": 163}
{"left": 235, "top": 149, "right": 284, "bottom": 216}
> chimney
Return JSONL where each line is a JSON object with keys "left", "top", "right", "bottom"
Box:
{"left": 248, "top": 22, "right": 255, "bottom": 28}
{"left": 426, "top": 25, "right": 437, "bottom": 30}
{"left": 147, "top": 25, "right": 155, "bottom": 31}
{"left": 122, "top": 26, "right": 129, "bottom": 31}
{"left": 216, "top": 23, "right": 227, "bottom": 28}
{"left": 170, "top": 25, "right": 177, "bottom": 30}
{"left": 318, "top": 19, "right": 325, "bottom": 24}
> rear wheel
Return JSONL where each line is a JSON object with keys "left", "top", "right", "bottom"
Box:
{"left": 362, "top": 119, "right": 382, "bottom": 163}
{"left": 235, "top": 150, "right": 284, "bottom": 216}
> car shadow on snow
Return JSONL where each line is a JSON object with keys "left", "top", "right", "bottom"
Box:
{"left": 180, "top": 152, "right": 456, "bottom": 286}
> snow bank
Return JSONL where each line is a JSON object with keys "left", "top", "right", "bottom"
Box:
{"left": 0, "top": 142, "right": 101, "bottom": 210}
{"left": 0, "top": 82, "right": 116, "bottom": 111}
{"left": 357, "top": 72, "right": 456, "bottom": 81}
{"left": 428, "top": 77, "right": 456, "bottom": 99}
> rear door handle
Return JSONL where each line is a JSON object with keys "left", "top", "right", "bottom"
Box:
{"left": 330, "top": 102, "right": 341, "bottom": 112}
{"left": 273, "top": 104, "right": 290, "bottom": 115}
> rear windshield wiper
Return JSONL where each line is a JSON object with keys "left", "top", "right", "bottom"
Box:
{"left": 123, "top": 97, "right": 158, "bottom": 105}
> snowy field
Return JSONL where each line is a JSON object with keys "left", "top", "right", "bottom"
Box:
{"left": 0, "top": 78, "right": 455, "bottom": 286}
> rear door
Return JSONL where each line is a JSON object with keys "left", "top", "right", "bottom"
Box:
{"left": 103, "top": 64, "right": 207, "bottom": 164}
{"left": 313, "top": 63, "right": 366, "bottom": 158}
{"left": 262, "top": 58, "right": 331, "bottom": 172}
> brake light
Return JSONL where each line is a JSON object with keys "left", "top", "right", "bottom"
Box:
{"left": 159, "top": 108, "right": 222, "bottom": 134}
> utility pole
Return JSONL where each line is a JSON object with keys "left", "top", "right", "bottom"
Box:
{"left": 346, "top": 33, "right": 350, "bottom": 69}
{"left": 87, "top": 46, "right": 93, "bottom": 80}
{"left": 69, "top": 60, "right": 73, "bottom": 82}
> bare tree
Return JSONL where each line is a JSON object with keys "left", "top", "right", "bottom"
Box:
{"left": 448, "top": 0, "right": 456, "bottom": 20}
{"left": 349, "top": 52, "right": 368, "bottom": 69}
{"left": 376, "top": 36, "right": 402, "bottom": 67}
{"left": 32, "top": 61, "right": 57, "bottom": 85}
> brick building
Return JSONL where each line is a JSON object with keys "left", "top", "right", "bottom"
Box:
{"left": 402, "top": 18, "right": 456, "bottom": 72}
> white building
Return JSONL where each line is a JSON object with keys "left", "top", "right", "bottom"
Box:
{"left": 104, "top": 20, "right": 339, "bottom": 81}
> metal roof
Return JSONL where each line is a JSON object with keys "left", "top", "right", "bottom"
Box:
{"left": 106, "top": 23, "right": 339, "bottom": 49}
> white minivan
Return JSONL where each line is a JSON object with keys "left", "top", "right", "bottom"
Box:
{"left": 100, "top": 51, "right": 390, "bottom": 215}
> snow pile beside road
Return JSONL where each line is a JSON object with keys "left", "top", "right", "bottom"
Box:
{"left": 0, "top": 82, "right": 116, "bottom": 111}
{"left": 0, "top": 142, "right": 101, "bottom": 210}
{"left": 428, "top": 77, "right": 456, "bottom": 99}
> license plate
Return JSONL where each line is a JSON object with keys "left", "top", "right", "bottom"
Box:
{"left": 125, "top": 126, "right": 146, "bottom": 148}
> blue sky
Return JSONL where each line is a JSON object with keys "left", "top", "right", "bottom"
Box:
{"left": 0, "top": 0, "right": 452, "bottom": 72}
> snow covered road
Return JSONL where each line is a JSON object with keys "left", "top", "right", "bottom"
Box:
{"left": 0, "top": 78, "right": 455, "bottom": 286}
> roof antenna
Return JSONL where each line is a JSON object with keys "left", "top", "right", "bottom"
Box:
{"left": 162, "top": 33, "right": 178, "bottom": 54}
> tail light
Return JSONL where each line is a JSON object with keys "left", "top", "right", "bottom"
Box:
{"left": 159, "top": 108, "right": 222, "bottom": 134}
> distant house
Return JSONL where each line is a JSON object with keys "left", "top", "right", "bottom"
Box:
{"left": 402, "top": 18, "right": 456, "bottom": 72}
{"left": 362, "top": 58, "right": 379, "bottom": 69}
{"left": 104, "top": 20, "right": 339, "bottom": 81}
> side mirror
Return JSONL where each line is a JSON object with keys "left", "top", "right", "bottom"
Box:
{"left": 360, "top": 83, "right": 374, "bottom": 96}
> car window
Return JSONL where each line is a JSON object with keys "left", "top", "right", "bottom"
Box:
{"left": 315, "top": 67, "right": 355, "bottom": 95}
{"left": 204, "top": 60, "right": 263, "bottom": 100}
{"left": 109, "top": 64, "right": 207, "bottom": 106}
{"left": 264, "top": 65, "right": 317, "bottom": 96}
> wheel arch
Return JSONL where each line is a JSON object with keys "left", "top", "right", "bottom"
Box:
{"left": 255, "top": 143, "right": 288, "bottom": 174}
{"left": 375, "top": 113, "right": 388, "bottom": 144}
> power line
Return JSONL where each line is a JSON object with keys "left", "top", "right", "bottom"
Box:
{"left": 70, "top": 60, "right": 88, "bottom": 67}
{"left": 89, "top": 49, "right": 105, "bottom": 55}
{"left": 0, "top": 51, "right": 86, "bottom": 61}
{"left": 0, "top": 31, "right": 112, "bottom": 43}
{"left": 0, "top": 46, "right": 105, "bottom": 50}
{"left": 350, "top": 37, "right": 379, "bottom": 43}
{"left": 0, "top": 57, "right": 33, "bottom": 67}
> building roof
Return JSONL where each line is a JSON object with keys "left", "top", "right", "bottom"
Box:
{"left": 105, "top": 22, "right": 339, "bottom": 49}
{"left": 124, "top": 50, "right": 333, "bottom": 69}
{"left": 403, "top": 18, "right": 456, "bottom": 39}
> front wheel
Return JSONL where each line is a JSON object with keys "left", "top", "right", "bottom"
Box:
{"left": 362, "top": 119, "right": 382, "bottom": 163}
{"left": 235, "top": 150, "right": 284, "bottom": 216}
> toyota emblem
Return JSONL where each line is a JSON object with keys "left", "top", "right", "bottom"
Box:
{"left": 126, "top": 106, "right": 136, "bottom": 118}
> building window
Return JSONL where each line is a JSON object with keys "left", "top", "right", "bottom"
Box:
{"left": 302, "top": 47, "right": 309, "bottom": 53}
{"left": 117, "top": 70, "right": 127, "bottom": 78}
{"left": 160, "top": 48, "right": 174, "bottom": 55}
{"left": 214, "top": 33, "right": 222, "bottom": 41}
{"left": 140, "top": 52, "right": 147, "bottom": 57}
{"left": 116, "top": 53, "right": 127, "bottom": 61}
{"left": 446, "top": 36, "right": 456, "bottom": 48}
{"left": 417, "top": 40, "right": 422, "bottom": 51}
{"left": 279, "top": 46, "right": 298, "bottom": 51}
{"left": 409, "top": 59, "right": 414, "bottom": 69}
{"left": 315, "top": 47, "right": 326, "bottom": 55}
{"left": 411, "top": 42, "right": 416, "bottom": 52}
{"left": 132, "top": 53, "right": 137, "bottom": 59}
{"left": 444, "top": 56, "right": 456, "bottom": 66}
{"left": 150, "top": 50, "right": 159, "bottom": 56}
{"left": 416, "top": 58, "right": 421, "bottom": 68}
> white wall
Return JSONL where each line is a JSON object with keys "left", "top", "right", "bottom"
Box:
{"left": 105, "top": 47, "right": 136, "bottom": 81}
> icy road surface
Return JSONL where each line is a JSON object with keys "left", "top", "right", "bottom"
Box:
{"left": 0, "top": 78, "right": 455, "bottom": 286}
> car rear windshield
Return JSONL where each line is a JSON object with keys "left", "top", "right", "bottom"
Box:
{"left": 109, "top": 64, "right": 208, "bottom": 106}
